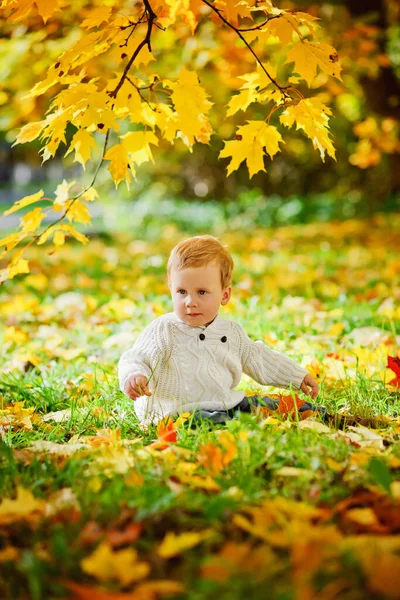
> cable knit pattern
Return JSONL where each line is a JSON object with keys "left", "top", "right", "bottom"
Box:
{"left": 118, "top": 312, "right": 308, "bottom": 425}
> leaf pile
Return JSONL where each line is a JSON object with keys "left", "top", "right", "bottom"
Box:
{"left": 0, "top": 216, "right": 400, "bottom": 598}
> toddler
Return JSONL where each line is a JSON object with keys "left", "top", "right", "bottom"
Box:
{"left": 118, "top": 235, "right": 320, "bottom": 426}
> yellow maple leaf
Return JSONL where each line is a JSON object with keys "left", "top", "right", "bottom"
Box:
{"left": 121, "top": 130, "right": 159, "bottom": 166}
{"left": 134, "top": 45, "right": 155, "bottom": 69}
{"left": 37, "top": 224, "right": 58, "bottom": 245}
{"left": 286, "top": 40, "right": 342, "bottom": 86}
{"left": 7, "top": 0, "right": 60, "bottom": 23}
{"left": 35, "top": 0, "right": 59, "bottom": 22}
{"left": 164, "top": 0, "right": 201, "bottom": 34}
{"left": 0, "top": 487, "right": 46, "bottom": 525}
{"left": 157, "top": 529, "right": 215, "bottom": 558}
{"left": 280, "top": 98, "right": 335, "bottom": 161}
{"left": 20, "top": 207, "right": 46, "bottom": 232}
{"left": 174, "top": 412, "right": 192, "bottom": 428}
{"left": 266, "top": 13, "right": 298, "bottom": 45}
{"left": 53, "top": 230, "right": 65, "bottom": 246}
{"left": 176, "top": 473, "right": 220, "bottom": 491}
{"left": 226, "top": 88, "right": 258, "bottom": 117}
{"left": 80, "top": 187, "right": 98, "bottom": 202}
{"left": 214, "top": 0, "right": 252, "bottom": 25}
{"left": 65, "top": 129, "right": 96, "bottom": 168}
{"left": 3, "top": 326, "right": 29, "bottom": 344}
{"left": 8, "top": 258, "right": 30, "bottom": 279}
{"left": 81, "top": 6, "right": 112, "bottom": 29}
{"left": 65, "top": 200, "right": 91, "bottom": 225}
{"left": 3, "top": 190, "right": 44, "bottom": 216}
{"left": 53, "top": 179, "right": 76, "bottom": 211}
{"left": 104, "top": 143, "right": 132, "bottom": 187}
{"left": 60, "top": 225, "right": 89, "bottom": 244}
{"left": 14, "top": 121, "right": 45, "bottom": 145}
{"left": 108, "top": 78, "right": 142, "bottom": 121}
{"left": 0, "top": 400, "right": 36, "bottom": 429}
{"left": 81, "top": 542, "right": 150, "bottom": 586}
{"left": 0, "top": 232, "right": 27, "bottom": 256}
{"left": 266, "top": 11, "right": 319, "bottom": 44}
{"left": 220, "top": 121, "right": 284, "bottom": 177}
{"left": 165, "top": 68, "right": 213, "bottom": 148}
{"left": 41, "top": 112, "right": 70, "bottom": 162}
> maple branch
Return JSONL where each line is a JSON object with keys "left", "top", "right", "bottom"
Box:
{"left": 16, "top": 0, "right": 159, "bottom": 260}
{"left": 126, "top": 76, "right": 156, "bottom": 111}
{"left": 201, "top": 0, "right": 289, "bottom": 99}
{"left": 236, "top": 14, "right": 280, "bottom": 32}
{"left": 30, "top": 130, "right": 111, "bottom": 244}
{"left": 110, "top": 0, "right": 159, "bottom": 99}
{"left": 120, "top": 11, "right": 148, "bottom": 31}
{"left": 19, "top": 1, "right": 162, "bottom": 256}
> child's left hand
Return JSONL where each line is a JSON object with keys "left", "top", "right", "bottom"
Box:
{"left": 300, "top": 373, "right": 319, "bottom": 399}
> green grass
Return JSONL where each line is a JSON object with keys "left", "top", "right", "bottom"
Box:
{"left": 0, "top": 216, "right": 400, "bottom": 599}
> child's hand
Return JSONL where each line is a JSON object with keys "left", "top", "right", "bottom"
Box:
{"left": 300, "top": 373, "right": 319, "bottom": 399}
{"left": 124, "top": 374, "right": 152, "bottom": 400}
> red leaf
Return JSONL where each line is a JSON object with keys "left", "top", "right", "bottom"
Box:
{"left": 387, "top": 356, "right": 400, "bottom": 375}
{"left": 63, "top": 581, "right": 134, "bottom": 599}
{"left": 156, "top": 417, "right": 177, "bottom": 443}
{"left": 251, "top": 394, "right": 314, "bottom": 420}
{"left": 107, "top": 522, "right": 142, "bottom": 548}
{"left": 387, "top": 355, "right": 400, "bottom": 387}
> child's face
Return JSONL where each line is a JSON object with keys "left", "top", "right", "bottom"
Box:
{"left": 169, "top": 263, "right": 231, "bottom": 327}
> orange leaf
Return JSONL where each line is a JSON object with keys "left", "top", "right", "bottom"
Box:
{"left": 156, "top": 417, "right": 177, "bottom": 443}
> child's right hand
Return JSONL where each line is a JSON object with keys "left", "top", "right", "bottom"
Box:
{"left": 124, "top": 374, "right": 152, "bottom": 400}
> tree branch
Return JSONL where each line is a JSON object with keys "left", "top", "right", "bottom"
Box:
{"left": 236, "top": 14, "right": 280, "bottom": 32}
{"left": 110, "top": 0, "right": 159, "bottom": 99}
{"left": 201, "top": 0, "right": 289, "bottom": 98}
{"left": 31, "top": 129, "right": 111, "bottom": 244}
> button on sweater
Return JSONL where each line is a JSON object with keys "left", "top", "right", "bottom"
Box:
{"left": 118, "top": 312, "right": 308, "bottom": 425}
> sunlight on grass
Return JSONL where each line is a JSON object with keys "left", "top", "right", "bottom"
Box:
{"left": 0, "top": 216, "right": 399, "bottom": 599}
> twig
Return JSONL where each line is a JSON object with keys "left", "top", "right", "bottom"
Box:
{"left": 201, "top": 0, "right": 290, "bottom": 99}
{"left": 110, "top": 0, "right": 159, "bottom": 99}
{"left": 236, "top": 14, "right": 280, "bottom": 32}
{"left": 30, "top": 129, "right": 111, "bottom": 244}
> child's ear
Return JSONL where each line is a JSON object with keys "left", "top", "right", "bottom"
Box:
{"left": 221, "top": 286, "right": 231, "bottom": 306}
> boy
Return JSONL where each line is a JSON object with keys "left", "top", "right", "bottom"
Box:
{"left": 118, "top": 235, "right": 320, "bottom": 426}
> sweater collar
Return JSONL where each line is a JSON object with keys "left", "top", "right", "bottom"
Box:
{"left": 170, "top": 312, "right": 222, "bottom": 335}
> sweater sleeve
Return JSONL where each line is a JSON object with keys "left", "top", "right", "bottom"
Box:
{"left": 118, "top": 317, "right": 165, "bottom": 395}
{"left": 232, "top": 322, "right": 308, "bottom": 390}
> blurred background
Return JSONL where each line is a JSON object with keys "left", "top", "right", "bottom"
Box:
{"left": 0, "top": 0, "right": 399, "bottom": 234}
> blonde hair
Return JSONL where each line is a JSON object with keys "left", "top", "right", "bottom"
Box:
{"left": 167, "top": 235, "right": 234, "bottom": 289}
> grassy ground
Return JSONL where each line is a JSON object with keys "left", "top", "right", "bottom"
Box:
{"left": 0, "top": 213, "right": 400, "bottom": 599}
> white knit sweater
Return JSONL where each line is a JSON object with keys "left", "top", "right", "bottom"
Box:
{"left": 118, "top": 312, "right": 308, "bottom": 425}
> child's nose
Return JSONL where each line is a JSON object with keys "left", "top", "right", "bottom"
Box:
{"left": 185, "top": 295, "right": 197, "bottom": 307}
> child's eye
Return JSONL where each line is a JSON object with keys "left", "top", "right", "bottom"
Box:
{"left": 178, "top": 290, "right": 186, "bottom": 295}
{"left": 198, "top": 290, "right": 206, "bottom": 295}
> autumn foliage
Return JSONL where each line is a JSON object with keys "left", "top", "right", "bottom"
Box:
{"left": 0, "top": 0, "right": 346, "bottom": 282}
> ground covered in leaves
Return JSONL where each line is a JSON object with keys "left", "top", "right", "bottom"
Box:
{"left": 1, "top": 214, "right": 400, "bottom": 599}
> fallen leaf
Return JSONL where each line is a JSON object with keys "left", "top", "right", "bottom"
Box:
{"left": 81, "top": 542, "right": 150, "bottom": 585}
{"left": 0, "top": 487, "right": 46, "bottom": 524}
{"left": 274, "top": 466, "right": 314, "bottom": 478}
{"left": 157, "top": 529, "right": 215, "bottom": 558}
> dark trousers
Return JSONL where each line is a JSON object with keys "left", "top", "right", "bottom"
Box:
{"left": 190, "top": 394, "right": 326, "bottom": 425}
